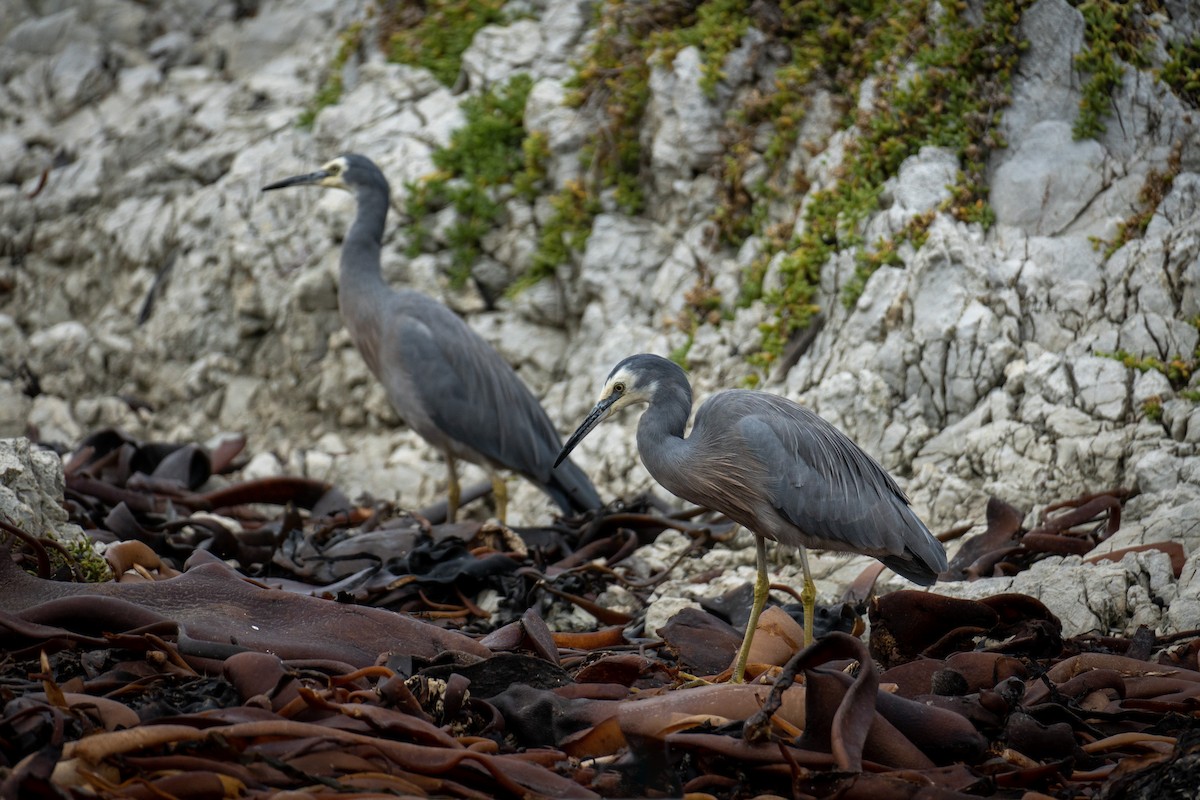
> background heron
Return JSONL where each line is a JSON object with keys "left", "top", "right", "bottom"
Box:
{"left": 264, "top": 154, "right": 602, "bottom": 523}
{"left": 556, "top": 354, "right": 947, "bottom": 682}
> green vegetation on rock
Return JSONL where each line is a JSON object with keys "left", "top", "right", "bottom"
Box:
{"left": 1070, "top": 0, "right": 1153, "bottom": 140}
{"left": 381, "top": 0, "right": 507, "bottom": 86}
{"left": 1100, "top": 317, "right": 1200, "bottom": 418}
{"left": 66, "top": 537, "right": 112, "bottom": 582}
{"left": 298, "top": 22, "right": 363, "bottom": 129}
{"left": 729, "top": 0, "right": 1026, "bottom": 373}
{"left": 1096, "top": 143, "right": 1182, "bottom": 257}
{"left": 404, "top": 75, "right": 539, "bottom": 287}
{"left": 304, "top": 0, "right": 1188, "bottom": 370}
{"left": 1160, "top": 35, "right": 1200, "bottom": 107}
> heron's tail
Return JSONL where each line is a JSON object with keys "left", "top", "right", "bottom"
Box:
{"left": 540, "top": 457, "right": 603, "bottom": 515}
{"left": 881, "top": 537, "right": 948, "bottom": 586}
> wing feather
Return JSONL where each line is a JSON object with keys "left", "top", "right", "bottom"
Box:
{"left": 372, "top": 293, "right": 600, "bottom": 512}
{"left": 692, "top": 391, "right": 945, "bottom": 582}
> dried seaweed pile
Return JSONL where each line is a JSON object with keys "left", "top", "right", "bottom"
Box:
{"left": 2, "top": 430, "right": 1198, "bottom": 799}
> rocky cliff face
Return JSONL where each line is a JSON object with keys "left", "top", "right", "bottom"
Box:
{"left": 2, "top": 0, "right": 1199, "bottom": 632}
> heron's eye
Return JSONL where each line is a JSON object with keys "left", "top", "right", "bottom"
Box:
{"left": 613, "top": 382, "right": 625, "bottom": 395}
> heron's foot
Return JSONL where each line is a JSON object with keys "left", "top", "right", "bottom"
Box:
{"left": 490, "top": 474, "right": 508, "bottom": 526}
{"left": 731, "top": 633, "right": 753, "bottom": 684}
{"left": 800, "top": 579, "right": 817, "bottom": 647}
{"left": 446, "top": 461, "right": 461, "bottom": 524}
{"left": 676, "top": 670, "right": 713, "bottom": 688}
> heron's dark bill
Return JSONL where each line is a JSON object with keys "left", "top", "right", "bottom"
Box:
{"left": 262, "top": 169, "right": 331, "bottom": 192}
{"left": 554, "top": 396, "right": 616, "bottom": 468}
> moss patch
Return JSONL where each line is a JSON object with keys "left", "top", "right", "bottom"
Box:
{"left": 719, "top": 0, "right": 933, "bottom": 245}
{"left": 533, "top": 0, "right": 767, "bottom": 277}
{"left": 404, "top": 75, "right": 539, "bottom": 287}
{"left": 1160, "top": 35, "right": 1200, "bottom": 107}
{"left": 1100, "top": 317, "right": 1200, "bottom": 396}
{"left": 380, "top": 0, "right": 508, "bottom": 86}
{"left": 551, "top": 0, "right": 1029, "bottom": 374}
{"left": 509, "top": 179, "right": 599, "bottom": 296}
{"left": 1070, "top": 0, "right": 1154, "bottom": 140}
{"left": 298, "top": 22, "right": 363, "bottom": 129}
{"left": 735, "top": 0, "right": 1025, "bottom": 373}
{"left": 1096, "top": 142, "right": 1182, "bottom": 258}
{"left": 67, "top": 537, "right": 112, "bottom": 582}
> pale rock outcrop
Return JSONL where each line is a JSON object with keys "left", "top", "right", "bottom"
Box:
{"left": 2, "top": 0, "right": 1199, "bottom": 631}
{"left": 992, "top": 121, "right": 1107, "bottom": 235}
{"left": 0, "top": 437, "right": 85, "bottom": 543}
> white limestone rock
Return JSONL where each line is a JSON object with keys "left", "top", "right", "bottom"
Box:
{"left": 216, "top": 5, "right": 331, "bottom": 80}
{"left": 866, "top": 146, "right": 960, "bottom": 242}
{"left": 0, "top": 382, "right": 32, "bottom": 439}
{"left": 645, "top": 46, "right": 725, "bottom": 194}
{"left": 991, "top": 120, "right": 1106, "bottom": 235}
{"left": 1071, "top": 355, "right": 1130, "bottom": 421}
{"left": 26, "top": 322, "right": 108, "bottom": 398}
{"left": 1001, "top": 0, "right": 1085, "bottom": 146}
{"left": 1013, "top": 234, "right": 1108, "bottom": 355}
{"left": 1165, "top": 548, "right": 1200, "bottom": 634}
{"left": 933, "top": 556, "right": 1133, "bottom": 638}
{"left": 0, "top": 437, "right": 85, "bottom": 543}
{"left": 27, "top": 396, "right": 82, "bottom": 450}
{"left": 525, "top": 78, "right": 586, "bottom": 189}
{"left": 461, "top": 1, "right": 589, "bottom": 88}
{"left": 461, "top": 20, "right": 542, "bottom": 89}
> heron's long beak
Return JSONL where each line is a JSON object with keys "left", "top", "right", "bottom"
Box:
{"left": 262, "top": 169, "right": 331, "bottom": 192}
{"left": 555, "top": 394, "right": 618, "bottom": 468}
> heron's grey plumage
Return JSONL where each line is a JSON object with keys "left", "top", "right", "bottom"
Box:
{"left": 599, "top": 354, "right": 944, "bottom": 582}
{"left": 265, "top": 154, "right": 601, "bottom": 518}
{"left": 556, "top": 353, "right": 946, "bottom": 678}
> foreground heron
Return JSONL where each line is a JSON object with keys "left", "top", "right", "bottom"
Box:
{"left": 556, "top": 354, "right": 947, "bottom": 682}
{"left": 264, "top": 154, "right": 602, "bottom": 522}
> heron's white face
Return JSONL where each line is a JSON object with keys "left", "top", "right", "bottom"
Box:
{"left": 556, "top": 361, "right": 656, "bottom": 467}
{"left": 318, "top": 157, "right": 351, "bottom": 191}
{"left": 595, "top": 366, "right": 652, "bottom": 421}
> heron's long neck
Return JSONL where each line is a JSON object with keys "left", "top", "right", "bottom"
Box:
{"left": 340, "top": 186, "right": 389, "bottom": 295}
{"left": 636, "top": 381, "right": 694, "bottom": 492}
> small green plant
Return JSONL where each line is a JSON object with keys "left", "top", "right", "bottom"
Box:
{"left": 1071, "top": 0, "right": 1153, "bottom": 140}
{"left": 713, "top": 1, "right": 923, "bottom": 248}
{"left": 514, "top": 131, "right": 551, "bottom": 199}
{"left": 663, "top": 274, "right": 726, "bottom": 369}
{"left": 668, "top": 0, "right": 750, "bottom": 97}
{"left": 546, "top": 0, "right": 774, "bottom": 274}
{"left": 298, "top": 22, "right": 363, "bottom": 129}
{"left": 381, "top": 0, "right": 507, "bottom": 86}
{"left": 510, "top": 179, "right": 599, "bottom": 295}
{"left": 1099, "top": 347, "right": 1195, "bottom": 388}
{"left": 1160, "top": 35, "right": 1200, "bottom": 107}
{"left": 1100, "top": 316, "right": 1200, "bottom": 393}
{"left": 741, "top": 0, "right": 1026, "bottom": 372}
{"left": 65, "top": 537, "right": 112, "bottom": 582}
{"left": 1141, "top": 396, "right": 1163, "bottom": 421}
{"left": 1096, "top": 143, "right": 1182, "bottom": 257}
{"left": 404, "top": 75, "right": 537, "bottom": 287}
{"left": 668, "top": 335, "right": 694, "bottom": 369}
{"left": 842, "top": 210, "right": 936, "bottom": 309}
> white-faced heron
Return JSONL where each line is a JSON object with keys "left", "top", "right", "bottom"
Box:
{"left": 555, "top": 354, "right": 946, "bottom": 682}
{"left": 263, "top": 154, "right": 602, "bottom": 523}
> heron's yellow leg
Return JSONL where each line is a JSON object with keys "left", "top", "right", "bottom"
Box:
{"left": 446, "top": 458, "right": 460, "bottom": 523}
{"left": 798, "top": 545, "right": 815, "bottom": 647}
{"left": 491, "top": 473, "right": 508, "bottom": 525}
{"left": 731, "top": 536, "right": 770, "bottom": 684}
